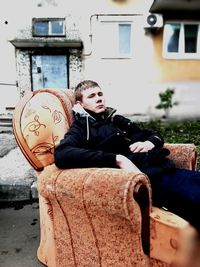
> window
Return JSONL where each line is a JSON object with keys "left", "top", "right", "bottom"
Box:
{"left": 33, "top": 18, "right": 65, "bottom": 37}
{"left": 118, "top": 24, "right": 131, "bottom": 54}
{"left": 95, "top": 16, "right": 133, "bottom": 58}
{"left": 163, "top": 22, "right": 200, "bottom": 59}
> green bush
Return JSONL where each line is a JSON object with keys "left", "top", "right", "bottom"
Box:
{"left": 155, "top": 88, "right": 179, "bottom": 118}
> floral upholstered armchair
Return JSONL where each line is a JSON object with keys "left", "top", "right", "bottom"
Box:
{"left": 12, "top": 88, "right": 197, "bottom": 267}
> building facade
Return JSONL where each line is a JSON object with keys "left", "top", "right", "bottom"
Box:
{"left": 1, "top": 0, "right": 200, "bottom": 119}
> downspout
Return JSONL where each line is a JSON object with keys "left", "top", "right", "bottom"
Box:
{"left": 83, "top": 13, "right": 142, "bottom": 57}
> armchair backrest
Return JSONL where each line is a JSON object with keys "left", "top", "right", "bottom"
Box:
{"left": 13, "top": 88, "right": 75, "bottom": 172}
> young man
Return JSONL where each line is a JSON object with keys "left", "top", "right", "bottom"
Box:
{"left": 54, "top": 80, "right": 200, "bottom": 229}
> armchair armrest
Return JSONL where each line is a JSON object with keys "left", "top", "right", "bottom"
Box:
{"left": 150, "top": 144, "right": 197, "bottom": 266}
{"left": 38, "top": 165, "right": 151, "bottom": 267}
{"left": 150, "top": 207, "right": 190, "bottom": 266}
{"left": 164, "top": 143, "right": 197, "bottom": 171}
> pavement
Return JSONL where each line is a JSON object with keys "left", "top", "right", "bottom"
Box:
{"left": 0, "top": 202, "right": 44, "bottom": 267}
{"left": 0, "top": 126, "right": 44, "bottom": 266}
{"left": 0, "top": 126, "right": 38, "bottom": 203}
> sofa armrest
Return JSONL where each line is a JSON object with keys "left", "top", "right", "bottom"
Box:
{"left": 38, "top": 165, "right": 151, "bottom": 266}
{"left": 164, "top": 143, "right": 197, "bottom": 171}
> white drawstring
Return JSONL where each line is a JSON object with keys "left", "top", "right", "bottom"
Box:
{"left": 86, "top": 115, "right": 89, "bottom": 141}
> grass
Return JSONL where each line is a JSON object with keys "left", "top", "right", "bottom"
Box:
{"left": 137, "top": 119, "right": 200, "bottom": 170}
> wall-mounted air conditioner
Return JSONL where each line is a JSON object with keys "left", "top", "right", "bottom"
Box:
{"left": 144, "top": 13, "right": 163, "bottom": 29}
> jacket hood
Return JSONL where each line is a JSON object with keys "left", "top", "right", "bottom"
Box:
{"left": 72, "top": 103, "right": 90, "bottom": 117}
{"left": 72, "top": 103, "right": 116, "bottom": 140}
{"left": 72, "top": 103, "right": 116, "bottom": 121}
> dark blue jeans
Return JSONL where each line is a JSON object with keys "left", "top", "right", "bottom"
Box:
{"left": 150, "top": 168, "right": 200, "bottom": 229}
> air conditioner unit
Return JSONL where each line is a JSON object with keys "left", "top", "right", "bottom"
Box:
{"left": 144, "top": 13, "right": 163, "bottom": 28}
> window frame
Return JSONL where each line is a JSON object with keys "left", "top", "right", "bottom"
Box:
{"left": 163, "top": 21, "right": 200, "bottom": 59}
{"left": 32, "top": 18, "right": 66, "bottom": 37}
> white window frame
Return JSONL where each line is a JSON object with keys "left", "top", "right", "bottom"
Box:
{"left": 95, "top": 16, "right": 134, "bottom": 59}
{"left": 163, "top": 21, "right": 200, "bottom": 59}
{"left": 33, "top": 18, "right": 65, "bottom": 37}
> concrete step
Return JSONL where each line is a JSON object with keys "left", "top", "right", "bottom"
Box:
{"left": 6, "top": 107, "right": 15, "bottom": 112}
{"left": 0, "top": 116, "right": 13, "bottom": 127}
{"left": 0, "top": 146, "right": 38, "bottom": 202}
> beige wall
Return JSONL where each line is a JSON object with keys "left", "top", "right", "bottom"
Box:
{"left": 153, "top": 31, "right": 200, "bottom": 82}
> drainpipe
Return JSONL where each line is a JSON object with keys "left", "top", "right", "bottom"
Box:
{"left": 0, "top": 82, "right": 17, "bottom": 86}
{"left": 83, "top": 13, "right": 142, "bottom": 57}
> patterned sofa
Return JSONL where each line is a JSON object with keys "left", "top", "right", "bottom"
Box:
{"left": 12, "top": 88, "right": 197, "bottom": 267}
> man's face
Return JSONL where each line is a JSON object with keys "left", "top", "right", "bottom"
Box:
{"left": 78, "top": 86, "right": 106, "bottom": 113}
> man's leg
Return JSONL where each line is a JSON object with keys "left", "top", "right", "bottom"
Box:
{"left": 150, "top": 168, "right": 200, "bottom": 230}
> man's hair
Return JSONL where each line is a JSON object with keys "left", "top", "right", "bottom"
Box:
{"left": 74, "top": 80, "right": 100, "bottom": 101}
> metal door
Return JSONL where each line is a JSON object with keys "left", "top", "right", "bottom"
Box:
{"left": 32, "top": 55, "right": 68, "bottom": 90}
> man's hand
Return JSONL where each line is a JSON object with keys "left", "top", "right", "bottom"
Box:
{"left": 116, "top": 154, "right": 140, "bottom": 172}
{"left": 129, "top": 141, "right": 155, "bottom": 153}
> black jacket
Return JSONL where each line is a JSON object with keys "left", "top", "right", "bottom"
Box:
{"left": 54, "top": 107, "right": 174, "bottom": 177}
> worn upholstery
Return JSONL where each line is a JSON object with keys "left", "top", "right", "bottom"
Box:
{"left": 165, "top": 143, "right": 197, "bottom": 171}
{"left": 12, "top": 88, "right": 197, "bottom": 267}
{"left": 13, "top": 88, "right": 75, "bottom": 171}
{"left": 38, "top": 166, "right": 151, "bottom": 267}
